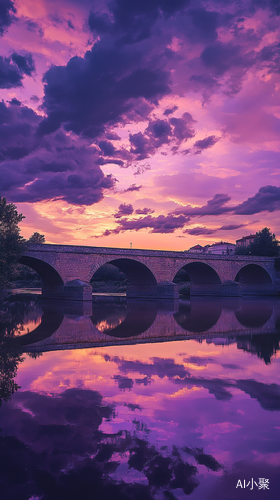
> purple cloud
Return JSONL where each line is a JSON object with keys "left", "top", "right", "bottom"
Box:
{"left": 101, "top": 185, "right": 280, "bottom": 235}
{"left": 173, "top": 193, "right": 232, "bottom": 217}
{"left": 163, "top": 105, "right": 178, "bottom": 115}
{"left": 104, "top": 214, "right": 188, "bottom": 235}
{"left": 124, "top": 184, "right": 142, "bottom": 192}
{"left": 38, "top": 43, "right": 171, "bottom": 138}
{"left": 0, "top": 52, "right": 35, "bottom": 89}
{"left": 0, "top": 100, "right": 41, "bottom": 161}
{"left": 234, "top": 185, "right": 280, "bottom": 215}
{"left": 0, "top": 0, "right": 16, "bottom": 36}
{"left": 185, "top": 226, "right": 216, "bottom": 235}
{"left": 129, "top": 112, "right": 196, "bottom": 160}
{"left": 193, "top": 135, "right": 220, "bottom": 154}
{"left": 114, "top": 203, "right": 134, "bottom": 218}
{"left": 135, "top": 207, "right": 155, "bottom": 215}
{"left": 89, "top": 0, "right": 192, "bottom": 45}
{"left": 1, "top": 142, "right": 116, "bottom": 205}
{"left": 184, "top": 223, "right": 246, "bottom": 235}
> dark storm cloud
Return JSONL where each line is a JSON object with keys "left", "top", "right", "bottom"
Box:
{"left": 201, "top": 42, "right": 254, "bottom": 76}
{"left": 129, "top": 112, "right": 195, "bottom": 160}
{"left": 0, "top": 142, "right": 116, "bottom": 206}
{"left": 38, "top": 43, "right": 171, "bottom": 138}
{"left": 186, "top": 8, "right": 223, "bottom": 43}
{"left": 0, "top": 52, "right": 35, "bottom": 88}
{"left": 0, "top": 0, "right": 16, "bottom": 36}
{"left": 89, "top": 0, "right": 191, "bottom": 45}
{"left": 236, "top": 379, "right": 280, "bottom": 411}
{"left": 234, "top": 185, "right": 280, "bottom": 215}
{"left": 114, "top": 203, "right": 134, "bottom": 218}
{"left": 193, "top": 135, "right": 220, "bottom": 154}
{"left": 99, "top": 140, "right": 116, "bottom": 156}
{"left": 252, "top": 0, "right": 280, "bottom": 16}
{"left": 0, "top": 100, "right": 41, "bottom": 162}
{"left": 11, "top": 52, "right": 35, "bottom": 76}
{"left": 169, "top": 112, "right": 196, "bottom": 141}
{"left": 6, "top": 169, "right": 115, "bottom": 205}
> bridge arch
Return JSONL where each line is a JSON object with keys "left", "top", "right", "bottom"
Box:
{"left": 91, "top": 258, "right": 157, "bottom": 298}
{"left": 91, "top": 300, "right": 157, "bottom": 338}
{"left": 173, "top": 261, "right": 221, "bottom": 285}
{"left": 174, "top": 298, "right": 221, "bottom": 333}
{"left": 18, "top": 256, "right": 64, "bottom": 297}
{"left": 18, "top": 303, "right": 64, "bottom": 346}
{"left": 234, "top": 264, "right": 272, "bottom": 285}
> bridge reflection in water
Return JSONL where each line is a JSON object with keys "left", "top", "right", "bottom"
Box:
{"left": 13, "top": 296, "right": 280, "bottom": 362}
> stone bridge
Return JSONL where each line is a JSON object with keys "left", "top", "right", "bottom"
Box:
{"left": 20, "top": 244, "right": 280, "bottom": 299}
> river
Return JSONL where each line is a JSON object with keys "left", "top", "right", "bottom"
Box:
{"left": 0, "top": 293, "right": 279, "bottom": 499}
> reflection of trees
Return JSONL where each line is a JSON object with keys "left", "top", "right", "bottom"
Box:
{"left": 0, "top": 295, "right": 42, "bottom": 405}
{"left": 91, "top": 263, "right": 128, "bottom": 293}
{"left": 0, "top": 388, "right": 223, "bottom": 499}
{"left": 237, "top": 333, "right": 280, "bottom": 364}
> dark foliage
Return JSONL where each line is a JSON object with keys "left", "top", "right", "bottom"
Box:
{"left": 0, "top": 197, "right": 25, "bottom": 291}
{"left": 235, "top": 227, "right": 279, "bottom": 256}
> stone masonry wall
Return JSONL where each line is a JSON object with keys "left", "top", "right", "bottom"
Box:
{"left": 22, "top": 244, "right": 279, "bottom": 298}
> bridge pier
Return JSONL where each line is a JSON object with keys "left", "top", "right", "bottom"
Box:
{"left": 157, "top": 281, "right": 179, "bottom": 300}
{"left": 42, "top": 280, "right": 92, "bottom": 301}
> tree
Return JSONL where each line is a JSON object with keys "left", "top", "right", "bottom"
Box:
{"left": 0, "top": 198, "right": 25, "bottom": 292}
{"left": 236, "top": 228, "right": 279, "bottom": 256}
{"left": 27, "top": 232, "right": 45, "bottom": 245}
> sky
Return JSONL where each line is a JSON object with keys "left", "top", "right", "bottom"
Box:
{"left": 0, "top": 0, "right": 280, "bottom": 250}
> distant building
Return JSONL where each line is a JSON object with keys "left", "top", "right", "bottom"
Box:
{"left": 236, "top": 234, "right": 256, "bottom": 247}
{"left": 188, "top": 244, "right": 204, "bottom": 253}
{"left": 206, "top": 241, "right": 236, "bottom": 255}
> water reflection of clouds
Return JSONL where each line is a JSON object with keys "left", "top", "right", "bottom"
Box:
{"left": 2, "top": 296, "right": 280, "bottom": 499}
{"left": 0, "top": 388, "right": 211, "bottom": 500}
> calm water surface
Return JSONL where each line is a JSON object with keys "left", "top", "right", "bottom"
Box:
{"left": 1, "top": 294, "right": 280, "bottom": 500}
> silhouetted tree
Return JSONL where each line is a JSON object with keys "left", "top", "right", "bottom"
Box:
{"left": 27, "top": 232, "right": 45, "bottom": 245}
{"left": 0, "top": 297, "right": 26, "bottom": 405}
{"left": 0, "top": 198, "right": 25, "bottom": 292}
{"left": 236, "top": 228, "right": 279, "bottom": 256}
